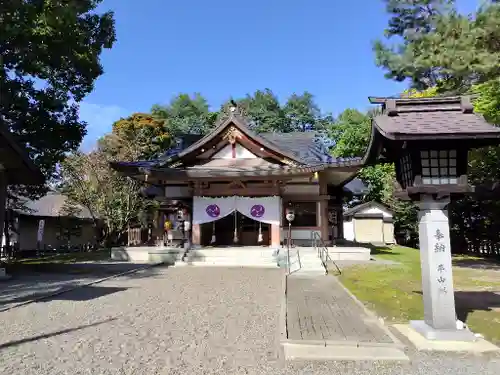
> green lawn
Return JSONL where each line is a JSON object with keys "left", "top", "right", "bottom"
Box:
{"left": 336, "top": 246, "right": 500, "bottom": 344}
{"left": 16, "top": 250, "right": 111, "bottom": 265}
{"left": 5, "top": 250, "right": 111, "bottom": 274}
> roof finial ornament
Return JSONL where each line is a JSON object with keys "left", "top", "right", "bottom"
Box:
{"left": 229, "top": 99, "right": 238, "bottom": 113}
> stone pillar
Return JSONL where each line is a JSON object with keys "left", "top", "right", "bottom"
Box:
{"left": 192, "top": 223, "right": 201, "bottom": 247}
{"left": 271, "top": 223, "right": 280, "bottom": 247}
{"left": 410, "top": 195, "right": 475, "bottom": 341}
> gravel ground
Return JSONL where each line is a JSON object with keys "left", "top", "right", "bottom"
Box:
{"left": 0, "top": 266, "right": 499, "bottom": 375}
{"left": 0, "top": 273, "right": 101, "bottom": 311}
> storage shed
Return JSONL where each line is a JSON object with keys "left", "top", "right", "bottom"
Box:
{"left": 343, "top": 201, "right": 394, "bottom": 244}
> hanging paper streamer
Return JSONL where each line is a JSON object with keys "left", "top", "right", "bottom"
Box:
{"left": 257, "top": 222, "right": 263, "bottom": 243}
{"left": 210, "top": 222, "right": 216, "bottom": 244}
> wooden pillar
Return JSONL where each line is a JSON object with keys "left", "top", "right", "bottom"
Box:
{"left": 319, "top": 200, "right": 329, "bottom": 244}
{"left": 192, "top": 223, "right": 201, "bottom": 246}
{"left": 271, "top": 223, "right": 280, "bottom": 247}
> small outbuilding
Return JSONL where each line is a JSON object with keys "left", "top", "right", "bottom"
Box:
{"left": 12, "top": 192, "right": 97, "bottom": 251}
{"left": 343, "top": 201, "right": 394, "bottom": 244}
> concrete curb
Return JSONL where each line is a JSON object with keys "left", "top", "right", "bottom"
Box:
{"left": 277, "top": 269, "right": 288, "bottom": 361}
{"left": 282, "top": 338, "right": 405, "bottom": 349}
{"left": 282, "top": 341, "right": 409, "bottom": 361}
{"left": 0, "top": 262, "right": 164, "bottom": 313}
{"left": 331, "top": 275, "right": 405, "bottom": 348}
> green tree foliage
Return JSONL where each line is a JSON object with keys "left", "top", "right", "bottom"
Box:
{"left": 151, "top": 93, "right": 218, "bottom": 137}
{"left": 98, "top": 113, "right": 172, "bottom": 161}
{"left": 61, "top": 115, "right": 170, "bottom": 247}
{"left": 473, "top": 78, "right": 500, "bottom": 126}
{"left": 237, "top": 89, "right": 290, "bottom": 133}
{"left": 284, "top": 92, "right": 322, "bottom": 132}
{"left": 330, "top": 107, "right": 418, "bottom": 243}
{"left": 329, "top": 109, "right": 372, "bottom": 158}
{"left": 374, "top": 0, "right": 500, "bottom": 91}
{"left": 0, "top": 0, "right": 116, "bottom": 195}
{"left": 153, "top": 90, "right": 331, "bottom": 136}
{"left": 60, "top": 150, "right": 154, "bottom": 246}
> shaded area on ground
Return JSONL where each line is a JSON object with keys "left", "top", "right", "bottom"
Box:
{"left": 412, "top": 290, "right": 500, "bottom": 324}
{"left": 5, "top": 261, "right": 144, "bottom": 277}
{"left": 453, "top": 258, "right": 500, "bottom": 271}
{"left": 0, "top": 263, "right": 164, "bottom": 311}
{"left": 370, "top": 246, "right": 402, "bottom": 257}
{"left": 0, "top": 318, "right": 117, "bottom": 350}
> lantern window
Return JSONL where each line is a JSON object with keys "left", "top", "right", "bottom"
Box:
{"left": 421, "top": 150, "right": 457, "bottom": 184}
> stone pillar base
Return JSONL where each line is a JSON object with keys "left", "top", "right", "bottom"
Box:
{"left": 410, "top": 320, "right": 477, "bottom": 342}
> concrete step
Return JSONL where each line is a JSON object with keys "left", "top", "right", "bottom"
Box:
{"left": 182, "top": 248, "right": 278, "bottom": 267}
{"left": 179, "top": 262, "right": 278, "bottom": 268}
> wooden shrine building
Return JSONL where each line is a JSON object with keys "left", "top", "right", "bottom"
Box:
{"left": 111, "top": 107, "right": 363, "bottom": 248}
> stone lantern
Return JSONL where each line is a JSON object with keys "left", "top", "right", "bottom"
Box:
{"left": 366, "top": 95, "right": 500, "bottom": 341}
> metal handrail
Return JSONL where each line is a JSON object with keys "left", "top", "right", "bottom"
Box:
{"left": 286, "top": 224, "right": 301, "bottom": 275}
{"left": 311, "top": 232, "right": 341, "bottom": 275}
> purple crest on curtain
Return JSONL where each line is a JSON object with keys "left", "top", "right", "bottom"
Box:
{"left": 206, "top": 204, "right": 220, "bottom": 218}
{"left": 250, "top": 204, "right": 265, "bottom": 218}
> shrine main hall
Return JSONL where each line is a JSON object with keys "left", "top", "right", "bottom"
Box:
{"left": 111, "top": 107, "right": 363, "bottom": 249}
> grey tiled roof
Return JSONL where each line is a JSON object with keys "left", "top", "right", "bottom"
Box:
{"left": 369, "top": 96, "right": 500, "bottom": 140}
{"left": 16, "top": 192, "right": 93, "bottom": 219}
{"left": 259, "top": 132, "right": 337, "bottom": 164}
{"left": 112, "top": 131, "right": 361, "bottom": 172}
{"left": 343, "top": 178, "right": 367, "bottom": 195}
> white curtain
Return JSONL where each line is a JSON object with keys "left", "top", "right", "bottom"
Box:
{"left": 193, "top": 197, "right": 236, "bottom": 224}
{"left": 235, "top": 196, "right": 281, "bottom": 225}
{"left": 193, "top": 196, "right": 281, "bottom": 225}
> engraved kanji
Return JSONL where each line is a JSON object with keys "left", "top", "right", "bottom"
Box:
{"left": 437, "top": 276, "right": 446, "bottom": 283}
{"left": 434, "top": 243, "right": 446, "bottom": 253}
{"left": 437, "top": 264, "right": 445, "bottom": 273}
{"left": 439, "top": 286, "right": 448, "bottom": 294}
{"left": 434, "top": 229, "right": 444, "bottom": 240}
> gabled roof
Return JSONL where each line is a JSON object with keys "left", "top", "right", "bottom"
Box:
{"left": 110, "top": 108, "right": 364, "bottom": 182}
{"left": 343, "top": 201, "right": 392, "bottom": 217}
{"left": 162, "top": 111, "right": 307, "bottom": 166}
{"left": 15, "top": 192, "right": 93, "bottom": 219}
{"left": 343, "top": 178, "right": 367, "bottom": 195}
{"left": 368, "top": 96, "right": 500, "bottom": 141}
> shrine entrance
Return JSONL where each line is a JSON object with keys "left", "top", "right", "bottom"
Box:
{"left": 193, "top": 196, "right": 279, "bottom": 248}
{"left": 200, "top": 212, "right": 271, "bottom": 247}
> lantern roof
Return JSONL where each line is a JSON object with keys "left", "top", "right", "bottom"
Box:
{"left": 368, "top": 96, "right": 500, "bottom": 141}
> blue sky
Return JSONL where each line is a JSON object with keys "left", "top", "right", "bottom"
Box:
{"left": 80, "top": 0, "right": 480, "bottom": 150}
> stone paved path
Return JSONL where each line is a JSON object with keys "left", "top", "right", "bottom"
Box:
{"left": 286, "top": 274, "right": 394, "bottom": 344}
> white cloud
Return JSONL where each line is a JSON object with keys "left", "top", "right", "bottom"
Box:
{"left": 78, "top": 102, "right": 129, "bottom": 151}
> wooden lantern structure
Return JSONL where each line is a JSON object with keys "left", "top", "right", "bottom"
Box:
{"left": 365, "top": 95, "right": 500, "bottom": 342}
{"left": 366, "top": 96, "right": 500, "bottom": 200}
